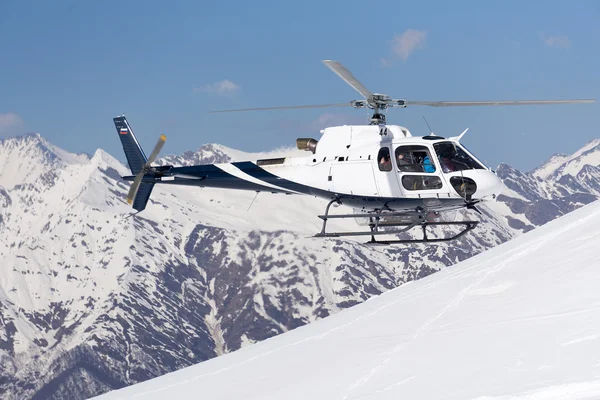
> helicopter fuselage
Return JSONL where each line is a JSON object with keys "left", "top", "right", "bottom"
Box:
{"left": 126, "top": 124, "right": 503, "bottom": 214}
{"left": 113, "top": 56, "right": 592, "bottom": 241}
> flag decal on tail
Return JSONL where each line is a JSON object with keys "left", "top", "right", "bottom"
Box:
{"left": 120, "top": 128, "right": 128, "bottom": 135}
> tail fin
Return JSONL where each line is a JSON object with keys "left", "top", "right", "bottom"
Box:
{"left": 113, "top": 115, "right": 148, "bottom": 175}
{"left": 113, "top": 115, "right": 154, "bottom": 212}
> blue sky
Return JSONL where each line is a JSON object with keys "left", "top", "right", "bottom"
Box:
{"left": 0, "top": 0, "right": 598, "bottom": 171}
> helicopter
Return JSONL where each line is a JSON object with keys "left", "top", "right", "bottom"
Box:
{"left": 113, "top": 60, "right": 594, "bottom": 244}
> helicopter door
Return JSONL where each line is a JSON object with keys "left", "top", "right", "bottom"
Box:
{"left": 373, "top": 146, "right": 402, "bottom": 197}
{"left": 393, "top": 145, "right": 446, "bottom": 197}
{"left": 331, "top": 159, "right": 378, "bottom": 196}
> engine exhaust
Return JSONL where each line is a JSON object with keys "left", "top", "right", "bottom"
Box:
{"left": 296, "top": 138, "right": 318, "bottom": 154}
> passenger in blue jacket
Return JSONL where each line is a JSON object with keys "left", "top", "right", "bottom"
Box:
{"left": 423, "top": 155, "right": 435, "bottom": 173}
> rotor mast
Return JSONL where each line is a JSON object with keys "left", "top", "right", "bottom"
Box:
{"left": 322, "top": 60, "right": 405, "bottom": 125}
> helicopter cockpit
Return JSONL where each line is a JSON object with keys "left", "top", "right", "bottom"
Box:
{"left": 379, "top": 140, "right": 488, "bottom": 192}
{"left": 432, "top": 141, "right": 485, "bottom": 173}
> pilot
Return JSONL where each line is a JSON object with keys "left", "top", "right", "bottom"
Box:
{"left": 438, "top": 151, "right": 456, "bottom": 172}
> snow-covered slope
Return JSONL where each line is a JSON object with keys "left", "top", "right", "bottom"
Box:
{"left": 97, "top": 200, "right": 600, "bottom": 400}
{"left": 0, "top": 133, "right": 598, "bottom": 399}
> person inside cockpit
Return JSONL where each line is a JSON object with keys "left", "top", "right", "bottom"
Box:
{"left": 423, "top": 154, "right": 435, "bottom": 173}
{"left": 396, "top": 152, "right": 411, "bottom": 170}
{"left": 438, "top": 150, "right": 457, "bottom": 172}
{"left": 379, "top": 154, "right": 392, "bottom": 171}
{"left": 433, "top": 142, "right": 485, "bottom": 172}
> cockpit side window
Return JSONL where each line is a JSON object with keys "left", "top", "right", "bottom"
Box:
{"left": 433, "top": 142, "right": 485, "bottom": 173}
{"left": 394, "top": 145, "right": 442, "bottom": 190}
{"left": 394, "top": 145, "right": 436, "bottom": 173}
{"left": 377, "top": 147, "right": 392, "bottom": 172}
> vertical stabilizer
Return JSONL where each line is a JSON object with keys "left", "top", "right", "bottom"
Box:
{"left": 113, "top": 116, "right": 148, "bottom": 175}
{"left": 113, "top": 115, "right": 155, "bottom": 212}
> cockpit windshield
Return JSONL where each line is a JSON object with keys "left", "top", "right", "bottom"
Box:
{"left": 433, "top": 141, "right": 485, "bottom": 173}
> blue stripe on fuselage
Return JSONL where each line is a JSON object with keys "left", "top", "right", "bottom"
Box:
{"left": 168, "top": 164, "right": 287, "bottom": 193}
{"left": 232, "top": 162, "right": 323, "bottom": 196}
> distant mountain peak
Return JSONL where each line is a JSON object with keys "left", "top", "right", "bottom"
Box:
{"left": 157, "top": 142, "right": 303, "bottom": 167}
{"left": 532, "top": 138, "right": 600, "bottom": 181}
{"left": 157, "top": 143, "right": 233, "bottom": 166}
{"left": 495, "top": 163, "right": 522, "bottom": 178}
{"left": 0, "top": 133, "right": 91, "bottom": 190}
{"left": 532, "top": 153, "right": 570, "bottom": 179}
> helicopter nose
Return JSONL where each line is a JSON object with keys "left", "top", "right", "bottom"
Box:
{"left": 449, "top": 170, "right": 503, "bottom": 201}
{"left": 471, "top": 170, "right": 503, "bottom": 201}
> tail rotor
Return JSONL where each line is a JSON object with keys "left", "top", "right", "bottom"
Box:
{"left": 126, "top": 134, "right": 166, "bottom": 205}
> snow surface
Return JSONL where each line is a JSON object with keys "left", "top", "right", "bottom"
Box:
{"left": 97, "top": 200, "right": 600, "bottom": 399}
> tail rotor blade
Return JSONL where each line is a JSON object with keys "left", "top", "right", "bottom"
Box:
{"left": 127, "top": 171, "right": 145, "bottom": 205}
{"left": 146, "top": 134, "right": 166, "bottom": 165}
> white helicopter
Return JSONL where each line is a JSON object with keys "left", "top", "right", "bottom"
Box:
{"left": 114, "top": 60, "right": 594, "bottom": 244}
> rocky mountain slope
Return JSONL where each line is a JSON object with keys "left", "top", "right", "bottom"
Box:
{"left": 0, "top": 133, "right": 598, "bottom": 399}
{"left": 488, "top": 138, "right": 600, "bottom": 232}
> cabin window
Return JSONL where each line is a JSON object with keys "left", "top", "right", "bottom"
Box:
{"left": 401, "top": 175, "right": 443, "bottom": 191}
{"left": 394, "top": 145, "right": 436, "bottom": 173}
{"left": 433, "top": 142, "right": 485, "bottom": 173}
{"left": 377, "top": 147, "right": 392, "bottom": 172}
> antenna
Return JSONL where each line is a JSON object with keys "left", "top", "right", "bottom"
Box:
{"left": 423, "top": 116, "right": 434, "bottom": 135}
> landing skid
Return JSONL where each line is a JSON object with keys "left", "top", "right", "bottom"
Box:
{"left": 315, "top": 199, "right": 478, "bottom": 245}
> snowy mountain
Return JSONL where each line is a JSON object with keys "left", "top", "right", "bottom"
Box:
{"left": 155, "top": 143, "right": 306, "bottom": 166}
{"left": 486, "top": 138, "right": 600, "bottom": 232}
{"left": 97, "top": 199, "right": 600, "bottom": 400}
{"left": 0, "top": 133, "right": 598, "bottom": 399}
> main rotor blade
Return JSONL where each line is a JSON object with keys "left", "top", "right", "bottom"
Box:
{"left": 126, "top": 171, "right": 144, "bottom": 205}
{"left": 322, "top": 60, "right": 373, "bottom": 100}
{"left": 209, "top": 103, "right": 352, "bottom": 113}
{"left": 146, "top": 134, "right": 166, "bottom": 165}
{"left": 406, "top": 99, "right": 596, "bottom": 107}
